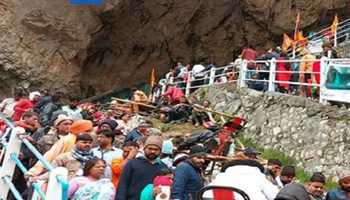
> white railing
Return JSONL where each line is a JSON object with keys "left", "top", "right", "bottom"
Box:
{"left": 161, "top": 57, "right": 350, "bottom": 105}
{"left": 0, "top": 114, "right": 69, "bottom": 200}
{"left": 305, "top": 18, "right": 350, "bottom": 43}
{"left": 288, "top": 18, "right": 350, "bottom": 58}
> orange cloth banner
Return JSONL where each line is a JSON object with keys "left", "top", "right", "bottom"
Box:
{"left": 282, "top": 33, "right": 294, "bottom": 51}
{"left": 331, "top": 14, "right": 339, "bottom": 35}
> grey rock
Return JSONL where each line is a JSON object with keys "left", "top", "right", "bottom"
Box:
{"left": 196, "top": 85, "right": 350, "bottom": 179}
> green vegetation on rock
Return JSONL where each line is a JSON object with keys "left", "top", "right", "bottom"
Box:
{"left": 150, "top": 117, "right": 338, "bottom": 190}
{"left": 240, "top": 137, "right": 337, "bottom": 190}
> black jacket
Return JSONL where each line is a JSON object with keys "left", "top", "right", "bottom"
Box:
{"left": 275, "top": 183, "right": 311, "bottom": 200}
{"left": 116, "top": 157, "right": 167, "bottom": 200}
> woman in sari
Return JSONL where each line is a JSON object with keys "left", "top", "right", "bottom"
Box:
{"left": 68, "top": 158, "right": 115, "bottom": 200}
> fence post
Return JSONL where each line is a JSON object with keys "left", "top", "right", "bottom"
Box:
{"left": 239, "top": 60, "right": 247, "bottom": 88}
{"left": 292, "top": 46, "right": 296, "bottom": 59}
{"left": 31, "top": 181, "right": 45, "bottom": 200}
{"left": 185, "top": 72, "right": 191, "bottom": 96}
{"left": 268, "top": 58, "right": 277, "bottom": 92}
{"left": 209, "top": 67, "right": 216, "bottom": 85}
{"left": 319, "top": 57, "right": 328, "bottom": 104}
{"left": 46, "top": 167, "right": 68, "bottom": 200}
{"left": 0, "top": 127, "right": 25, "bottom": 200}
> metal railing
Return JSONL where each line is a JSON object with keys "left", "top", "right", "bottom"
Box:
{"left": 161, "top": 57, "right": 350, "bottom": 104}
{"left": 288, "top": 18, "right": 350, "bottom": 58}
{"left": 306, "top": 18, "right": 350, "bottom": 43}
{"left": 0, "top": 113, "right": 68, "bottom": 200}
{"left": 161, "top": 64, "right": 239, "bottom": 97}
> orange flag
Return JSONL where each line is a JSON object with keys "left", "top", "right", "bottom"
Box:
{"left": 296, "top": 31, "right": 306, "bottom": 41}
{"left": 296, "top": 31, "right": 308, "bottom": 46}
{"left": 149, "top": 67, "right": 156, "bottom": 88}
{"left": 331, "top": 14, "right": 339, "bottom": 35}
{"left": 282, "top": 33, "right": 294, "bottom": 51}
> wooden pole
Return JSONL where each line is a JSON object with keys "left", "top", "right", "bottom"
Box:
{"left": 111, "top": 98, "right": 240, "bottom": 119}
{"left": 192, "top": 104, "right": 237, "bottom": 119}
{"left": 235, "top": 138, "right": 245, "bottom": 149}
{"left": 111, "top": 98, "right": 157, "bottom": 109}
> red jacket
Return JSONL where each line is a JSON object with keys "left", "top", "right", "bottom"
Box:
{"left": 276, "top": 57, "right": 292, "bottom": 90}
{"left": 312, "top": 61, "right": 321, "bottom": 84}
{"left": 12, "top": 99, "right": 33, "bottom": 121}
{"left": 241, "top": 48, "right": 257, "bottom": 69}
{"left": 162, "top": 86, "right": 184, "bottom": 103}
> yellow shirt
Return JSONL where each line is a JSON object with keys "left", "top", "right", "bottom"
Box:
{"left": 28, "top": 134, "right": 77, "bottom": 176}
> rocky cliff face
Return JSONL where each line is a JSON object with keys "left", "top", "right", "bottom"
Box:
{"left": 0, "top": 0, "right": 349, "bottom": 97}
{"left": 337, "top": 40, "right": 350, "bottom": 57}
{"left": 0, "top": 0, "right": 104, "bottom": 97}
{"left": 196, "top": 84, "right": 350, "bottom": 180}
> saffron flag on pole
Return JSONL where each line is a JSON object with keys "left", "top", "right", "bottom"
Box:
{"left": 150, "top": 67, "right": 156, "bottom": 88}
{"left": 282, "top": 33, "right": 294, "bottom": 52}
{"left": 296, "top": 31, "right": 308, "bottom": 47}
{"left": 296, "top": 31, "right": 305, "bottom": 41}
{"left": 331, "top": 14, "right": 339, "bottom": 35}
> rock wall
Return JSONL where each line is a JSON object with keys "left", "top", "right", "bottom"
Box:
{"left": 82, "top": 0, "right": 350, "bottom": 94}
{"left": 0, "top": 0, "right": 106, "bottom": 97}
{"left": 196, "top": 84, "right": 350, "bottom": 180}
{"left": 337, "top": 41, "right": 350, "bottom": 57}
{"left": 0, "top": 0, "right": 349, "bottom": 97}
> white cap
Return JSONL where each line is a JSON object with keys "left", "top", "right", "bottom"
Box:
{"left": 29, "top": 91, "right": 41, "bottom": 101}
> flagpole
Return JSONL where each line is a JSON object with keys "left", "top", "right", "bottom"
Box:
{"left": 332, "top": 14, "right": 338, "bottom": 47}
{"left": 334, "top": 28, "right": 337, "bottom": 47}
{"left": 292, "top": 46, "right": 296, "bottom": 59}
{"left": 149, "top": 67, "right": 156, "bottom": 103}
{"left": 293, "top": 13, "right": 300, "bottom": 59}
